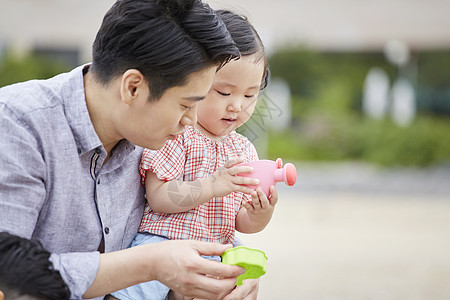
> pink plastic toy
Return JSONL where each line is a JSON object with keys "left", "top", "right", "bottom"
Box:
{"left": 238, "top": 158, "right": 297, "bottom": 196}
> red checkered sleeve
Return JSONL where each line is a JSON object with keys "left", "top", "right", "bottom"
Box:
{"left": 139, "top": 136, "right": 186, "bottom": 186}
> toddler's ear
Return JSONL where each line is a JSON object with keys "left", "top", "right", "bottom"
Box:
{"left": 0, "top": 290, "right": 4, "bottom": 300}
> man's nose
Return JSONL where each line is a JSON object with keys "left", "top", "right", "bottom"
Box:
{"left": 181, "top": 105, "right": 198, "bottom": 126}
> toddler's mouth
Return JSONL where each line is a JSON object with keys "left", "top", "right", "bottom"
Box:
{"left": 221, "top": 118, "right": 237, "bottom": 126}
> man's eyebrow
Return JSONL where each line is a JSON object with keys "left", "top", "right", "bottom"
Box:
{"left": 183, "top": 96, "right": 205, "bottom": 101}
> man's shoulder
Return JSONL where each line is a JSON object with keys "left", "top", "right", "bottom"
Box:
{"left": 0, "top": 67, "right": 82, "bottom": 120}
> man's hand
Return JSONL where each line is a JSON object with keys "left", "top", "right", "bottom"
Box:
{"left": 190, "top": 278, "right": 259, "bottom": 300}
{"left": 223, "top": 278, "right": 259, "bottom": 300}
{"left": 148, "top": 240, "right": 246, "bottom": 300}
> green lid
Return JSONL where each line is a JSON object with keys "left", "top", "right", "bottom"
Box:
{"left": 221, "top": 246, "right": 267, "bottom": 285}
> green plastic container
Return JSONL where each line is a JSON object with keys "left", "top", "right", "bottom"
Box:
{"left": 221, "top": 246, "right": 267, "bottom": 285}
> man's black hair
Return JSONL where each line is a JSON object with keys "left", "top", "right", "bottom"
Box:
{"left": 91, "top": 0, "right": 240, "bottom": 100}
{"left": 0, "top": 232, "right": 70, "bottom": 300}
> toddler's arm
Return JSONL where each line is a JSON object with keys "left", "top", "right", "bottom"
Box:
{"left": 235, "top": 185, "right": 278, "bottom": 233}
{"left": 145, "top": 158, "right": 259, "bottom": 213}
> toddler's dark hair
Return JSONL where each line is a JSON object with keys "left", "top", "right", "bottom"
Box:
{"left": 216, "top": 10, "right": 269, "bottom": 90}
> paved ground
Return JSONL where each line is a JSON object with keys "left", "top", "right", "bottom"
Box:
{"left": 236, "top": 162, "right": 450, "bottom": 300}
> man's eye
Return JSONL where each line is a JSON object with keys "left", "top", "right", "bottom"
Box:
{"left": 216, "top": 90, "right": 230, "bottom": 96}
{"left": 182, "top": 105, "right": 193, "bottom": 110}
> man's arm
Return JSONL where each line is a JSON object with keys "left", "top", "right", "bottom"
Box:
{"left": 83, "top": 240, "right": 245, "bottom": 299}
{"left": 0, "top": 105, "right": 100, "bottom": 299}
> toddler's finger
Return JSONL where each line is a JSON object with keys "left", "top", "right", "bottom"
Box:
{"left": 256, "top": 187, "right": 269, "bottom": 208}
{"left": 251, "top": 190, "right": 261, "bottom": 208}
{"left": 234, "top": 175, "right": 259, "bottom": 187}
{"left": 237, "top": 185, "right": 258, "bottom": 195}
{"left": 269, "top": 185, "right": 278, "bottom": 205}
{"left": 229, "top": 165, "right": 253, "bottom": 175}
{"left": 243, "top": 201, "right": 254, "bottom": 211}
{"left": 224, "top": 157, "right": 245, "bottom": 168}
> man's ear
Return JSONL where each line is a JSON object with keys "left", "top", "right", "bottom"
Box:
{"left": 120, "top": 69, "right": 146, "bottom": 106}
{"left": 0, "top": 289, "right": 4, "bottom": 300}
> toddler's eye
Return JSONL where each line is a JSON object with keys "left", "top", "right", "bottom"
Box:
{"left": 216, "top": 90, "right": 230, "bottom": 96}
{"left": 245, "top": 94, "right": 256, "bottom": 99}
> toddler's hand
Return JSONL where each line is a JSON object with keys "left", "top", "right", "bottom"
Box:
{"left": 243, "top": 186, "right": 278, "bottom": 217}
{"left": 209, "top": 158, "right": 259, "bottom": 197}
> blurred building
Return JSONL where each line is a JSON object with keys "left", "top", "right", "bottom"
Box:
{"left": 0, "top": 0, "right": 115, "bottom": 66}
{"left": 1, "top": 0, "right": 449, "bottom": 66}
{"left": 207, "top": 0, "right": 450, "bottom": 53}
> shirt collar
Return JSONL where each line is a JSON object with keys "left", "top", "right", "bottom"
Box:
{"left": 61, "top": 64, "right": 103, "bottom": 156}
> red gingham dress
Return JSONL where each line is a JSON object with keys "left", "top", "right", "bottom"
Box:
{"left": 138, "top": 126, "right": 258, "bottom": 244}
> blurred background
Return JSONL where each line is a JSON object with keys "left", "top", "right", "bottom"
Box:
{"left": 1, "top": 0, "right": 449, "bottom": 299}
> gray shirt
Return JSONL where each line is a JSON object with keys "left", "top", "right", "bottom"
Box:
{"left": 0, "top": 65, "right": 146, "bottom": 299}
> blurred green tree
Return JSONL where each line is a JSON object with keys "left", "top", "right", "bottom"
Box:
{"left": 0, "top": 52, "right": 70, "bottom": 87}
{"left": 264, "top": 45, "right": 450, "bottom": 167}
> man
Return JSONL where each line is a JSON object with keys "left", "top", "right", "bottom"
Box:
{"left": 0, "top": 0, "right": 258, "bottom": 299}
